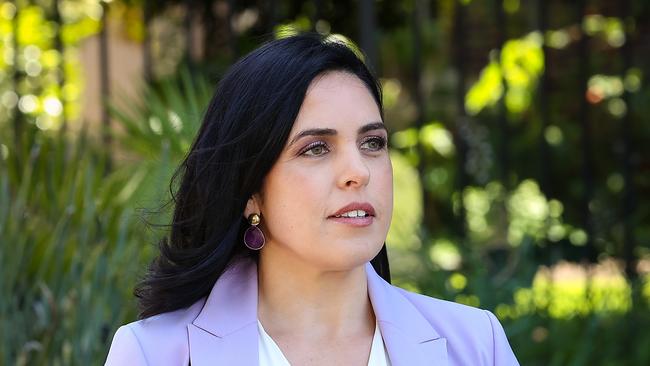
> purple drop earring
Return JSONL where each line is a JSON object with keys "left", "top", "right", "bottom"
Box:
{"left": 244, "top": 213, "right": 265, "bottom": 250}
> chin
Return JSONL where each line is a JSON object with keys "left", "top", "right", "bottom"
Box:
{"left": 311, "top": 243, "right": 383, "bottom": 270}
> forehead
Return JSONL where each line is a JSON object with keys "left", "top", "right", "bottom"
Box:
{"left": 291, "top": 71, "right": 381, "bottom": 131}
{"left": 305, "top": 71, "right": 372, "bottom": 98}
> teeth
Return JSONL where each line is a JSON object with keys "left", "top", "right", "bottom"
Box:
{"left": 336, "top": 210, "right": 368, "bottom": 218}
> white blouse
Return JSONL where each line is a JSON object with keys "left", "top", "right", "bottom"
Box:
{"left": 257, "top": 320, "right": 391, "bottom": 366}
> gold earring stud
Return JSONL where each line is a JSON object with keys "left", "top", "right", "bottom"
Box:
{"left": 248, "top": 213, "right": 260, "bottom": 226}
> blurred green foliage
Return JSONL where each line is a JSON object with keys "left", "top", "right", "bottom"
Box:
{"left": 0, "top": 131, "right": 148, "bottom": 364}
{"left": 1, "top": 0, "right": 649, "bottom": 365}
{"left": 0, "top": 0, "right": 101, "bottom": 130}
{"left": 1, "top": 66, "right": 211, "bottom": 364}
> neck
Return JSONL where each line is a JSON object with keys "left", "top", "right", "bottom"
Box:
{"left": 257, "top": 248, "right": 375, "bottom": 339}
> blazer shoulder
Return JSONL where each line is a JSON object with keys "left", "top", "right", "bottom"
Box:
{"left": 394, "top": 286, "right": 520, "bottom": 365}
{"left": 105, "top": 298, "right": 206, "bottom": 366}
{"left": 396, "top": 286, "right": 490, "bottom": 324}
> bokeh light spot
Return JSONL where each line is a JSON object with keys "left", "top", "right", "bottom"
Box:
{"left": 429, "top": 239, "right": 461, "bottom": 271}
{"left": 503, "top": 0, "right": 520, "bottom": 14}
{"left": 546, "top": 30, "right": 570, "bottom": 49}
{"left": 544, "top": 125, "right": 563, "bottom": 146}
{"left": 420, "top": 122, "right": 455, "bottom": 157}
{"left": 1, "top": 2, "right": 16, "bottom": 20}
{"left": 381, "top": 78, "right": 401, "bottom": 109}
{"left": 391, "top": 128, "right": 418, "bottom": 149}
{"left": 607, "top": 98, "right": 626, "bottom": 118}
{"left": 24, "top": 45, "right": 41, "bottom": 60}
{"left": 0, "top": 144, "right": 8, "bottom": 160}
{"left": 43, "top": 96, "right": 63, "bottom": 117}
{"left": 2, "top": 91, "right": 19, "bottom": 108}
{"left": 569, "top": 229, "right": 588, "bottom": 246}
{"left": 606, "top": 173, "right": 624, "bottom": 193}
{"left": 624, "top": 68, "right": 642, "bottom": 92}
{"left": 18, "top": 95, "right": 38, "bottom": 113}
{"left": 449, "top": 273, "right": 468, "bottom": 291}
{"left": 25, "top": 60, "right": 42, "bottom": 77}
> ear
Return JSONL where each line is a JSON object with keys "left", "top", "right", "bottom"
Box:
{"left": 244, "top": 193, "right": 262, "bottom": 219}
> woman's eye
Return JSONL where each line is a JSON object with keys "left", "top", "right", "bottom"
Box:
{"left": 361, "top": 136, "right": 387, "bottom": 151}
{"left": 302, "top": 142, "right": 330, "bottom": 156}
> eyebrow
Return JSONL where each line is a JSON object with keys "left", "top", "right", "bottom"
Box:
{"left": 288, "top": 122, "right": 387, "bottom": 147}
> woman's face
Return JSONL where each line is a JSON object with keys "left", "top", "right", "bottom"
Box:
{"left": 246, "top": 71, "right": 393, "bottom": 271}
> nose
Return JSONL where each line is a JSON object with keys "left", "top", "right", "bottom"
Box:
{"left": 336, "top": 148, "right": 370, "bottom": 189}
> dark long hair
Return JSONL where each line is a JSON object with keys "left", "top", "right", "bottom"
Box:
{"left": 135, "top": 33, "right": 391, "bottom": 319}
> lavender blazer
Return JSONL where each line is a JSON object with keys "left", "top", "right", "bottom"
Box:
{"left": 105, "top": 258, "right": 519, "bottom": 365}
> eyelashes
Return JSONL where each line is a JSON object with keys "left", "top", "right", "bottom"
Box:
{"left": 300, "top": 141, "right": 329, "bottom": 156}
{"left": 299, "top": 136, "right": 388, "bottom": 157}
{"left": 361, "top": 135, "right": 388, "bottom": 151}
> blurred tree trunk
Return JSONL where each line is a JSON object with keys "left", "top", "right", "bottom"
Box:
{"left": 358, "top": 0, "right": 378, "bottom": 73}
{"left": 619, "top": 0, "right": 637, "bottom": 280}
{"left": 576, "top": 0, "right": 596, "bottom": 262}
{"left": 452, "top": 0, "right": 468, "bottom": 240}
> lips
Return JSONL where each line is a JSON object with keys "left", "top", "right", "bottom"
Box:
{"left": 328, "top": 202, "right": 376, "bottom": 218}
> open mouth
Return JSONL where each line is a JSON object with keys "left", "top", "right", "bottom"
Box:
{"left": 328, "top": 211, "right": 374, "bottom": 227}
{"left": 330, "top": 209, "right": 372, "bottom": 219}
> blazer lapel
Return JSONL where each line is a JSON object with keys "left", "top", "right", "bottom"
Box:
{"left": 188, "top": 258, "right": 259, "bottom": 366}
{"left": 365, "top": 262, "right": 449, "bottom": 366}
{"left": 186, "top": 259, "right": 448, "bottom": 366}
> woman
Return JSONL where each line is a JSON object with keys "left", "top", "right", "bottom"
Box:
{"left": 106, "top": 34, "right": 519, "bottom": 366}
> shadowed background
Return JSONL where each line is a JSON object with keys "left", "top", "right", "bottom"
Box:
{"left": 1, "top": 0, "right": 649, "bottom": 365}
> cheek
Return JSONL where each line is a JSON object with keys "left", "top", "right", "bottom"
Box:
{"left": 262, "top": 166, "right": 328, "bottom": 235}
{"left": 374, "top": 158, "right": 394, "bottom": 212}
{"left": 381, "top": 158, "right": 393, "bottom": 191}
